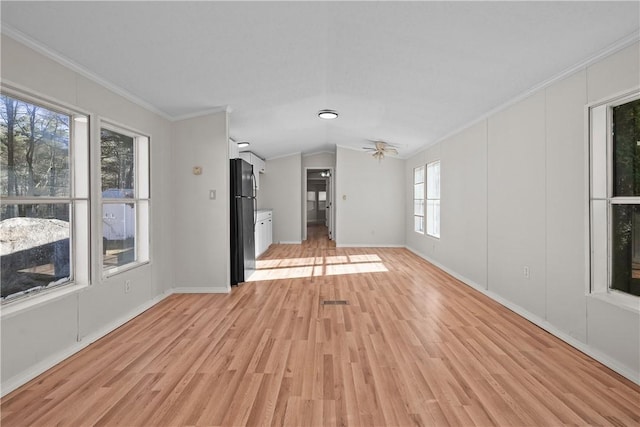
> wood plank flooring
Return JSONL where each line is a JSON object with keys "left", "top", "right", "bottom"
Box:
{"left": 2, "top": 226, "right": 639, "bottom": 426}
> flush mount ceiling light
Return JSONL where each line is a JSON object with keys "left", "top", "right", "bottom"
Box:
{"left": 318, "top": 109, "right": 338, "bottom": 120}
{"left": 237, "top": 141, "right": 250, "bottom": 148}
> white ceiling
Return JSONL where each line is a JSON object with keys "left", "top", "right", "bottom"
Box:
{"left": 2, "top": 1, "right": 639, "bottom": 160}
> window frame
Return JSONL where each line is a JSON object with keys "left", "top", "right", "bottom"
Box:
{"left": 589, "top": 89, "right": 640, "bottom": 307}
{"left": 426, "top": 160, "right": 441, "bottom": 239}
{"left": 0, "top": 86, "right": 90, "bottom": 305}
{"left": 413, "top": 165, "right": 425, "bottom": 234}
{"left": 99, "top": 121, "right": 150, "bottom": 278}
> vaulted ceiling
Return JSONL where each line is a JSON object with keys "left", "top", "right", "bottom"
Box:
{"left": 2, "top": 1, "right": 639, "bottom": 159}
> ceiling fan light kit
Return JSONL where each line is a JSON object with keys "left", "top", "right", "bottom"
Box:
{"left": 363, "top": 140, "right": 399, "bottom": 161}
{"left": 318, "top": 109, "right": 339, "bottom": 120}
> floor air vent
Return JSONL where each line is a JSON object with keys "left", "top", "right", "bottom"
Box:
{"left": 321, "top": 300, "right": 349, "bottom": 305}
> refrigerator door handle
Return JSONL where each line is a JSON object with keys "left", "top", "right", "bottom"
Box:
{"left": 251, "top": 171, "right": 258, "bottom": 227}
{"left": 254, "top": 197, "right": 258, "bottom": 228}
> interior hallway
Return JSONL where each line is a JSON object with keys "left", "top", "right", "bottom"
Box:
{"left": 2, "top": 232, "right": 639, "bottom": 426}
{"left": 303, "top": 223, "right": 334, "bottom": 249}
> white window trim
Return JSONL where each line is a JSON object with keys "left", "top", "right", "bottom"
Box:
{"left": 98, "top": 121, "right": 150, "bottom": 279}
{"left": 0, "top": 86, "right": 91, "bottom": 307}
{"left": 426, "top": 160, "right": 441, "bottom": 239}
{"left": 589, "top": 88, "right": 640, "bottom": 312}
{"left": 413, "top": 165, "right": 425, "bottom": 234}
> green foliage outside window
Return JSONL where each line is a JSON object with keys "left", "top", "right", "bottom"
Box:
{"left": 611, "top": 99, "right": 640, "bottom": 297}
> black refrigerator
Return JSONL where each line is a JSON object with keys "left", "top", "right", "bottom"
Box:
{"left": 230, "top": 158, "right": 256, "bottom": 285}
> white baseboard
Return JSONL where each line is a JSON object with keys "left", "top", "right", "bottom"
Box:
{"left": 405, "top": 246, "right": 640, "bottom": 385}
{"left": 336, "top": 243, "right": 405, "bottom": 248}
{"left": 1, "top": 291, "right": 172, "bottom": 397}
{"left": 278, "top": 241, "right": 303, "bottom": 245}
{"left": 172, "top": 286, "right": 230, "bottom": 294}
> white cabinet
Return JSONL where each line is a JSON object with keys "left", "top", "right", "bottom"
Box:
{"left": 255, "top": 210, "right": 273, "bottom": 258}
{"left": 239, "top": 152, "right": 265, "bottom": 174}
{"left": 239, "top": 152, "right": 266, "bottom": 190}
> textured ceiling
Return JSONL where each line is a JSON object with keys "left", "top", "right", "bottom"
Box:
{"left": 2, "top": 1, "right": 639, "bottom": 159}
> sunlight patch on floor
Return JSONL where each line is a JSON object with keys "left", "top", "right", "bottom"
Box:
{"left": 256, "top": 257, "right": 321, "bottom": 269}
{"left": 249, "top": 254, "right": 388, "bottom": 281}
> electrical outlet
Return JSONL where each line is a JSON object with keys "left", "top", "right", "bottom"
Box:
{"left": 125, "top": 280, "right": 131, "bottom": 293}
{"left": 523, "top": 266, "right": 530, "bottom": 279}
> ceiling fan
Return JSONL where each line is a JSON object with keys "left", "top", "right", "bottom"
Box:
{"left": 363, "top": 140, "right": 399, "bottom": 160}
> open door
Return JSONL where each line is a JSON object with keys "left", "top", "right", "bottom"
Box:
{"left": 304, "top": 167, "right": 334, "bottom": 241}
{"left": 326, "top": 172, "right": 333, "bottom": 240}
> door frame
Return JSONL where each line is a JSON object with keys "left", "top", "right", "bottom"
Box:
{"left": 302, "top": 166, "right": 335, "bottom": 241}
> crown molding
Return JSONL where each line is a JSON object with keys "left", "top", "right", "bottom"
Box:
{"left": 1, "top": 25, "right": 174, "bottom": 121}
{"left": 171, "top": 106, "right": 230, "bottom": 122}
{"left": 405, "top": 30, "right": 640, "bottom": 159}
{"left": 302, "top": 150, "right": 336, "bottom": 157}
{"left": 265, "top": 151, "right": 302, "bottom": 162}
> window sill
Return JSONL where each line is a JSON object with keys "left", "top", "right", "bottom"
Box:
{"left": 103, "top": 260, "right": 150, "bottom": 279}
{"left": 588, "top": 290, "right": 640, "bottom": 313}
{"left": 1, "top": 282, "right": 88, "bottom": 319}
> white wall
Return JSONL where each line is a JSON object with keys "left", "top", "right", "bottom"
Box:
{"left": 302, "top": 151, "right": 335, "bottom": 168}
{"left": 336, "top": 146, "right": 405, "bottom": 247}
{"left": 1, "top": 35, "right": 175, "bottom": 394}
{"left": 171, "top": 112, "right": 230, "bottom": 292}
{"left": 405, "top": 42, "right": 640, "bottom": 382}
{"left": 406, "top": 122, "right": 488, "bottom": 289}
{"left": 259, "top": 153, "right": 302, "bottom": 243}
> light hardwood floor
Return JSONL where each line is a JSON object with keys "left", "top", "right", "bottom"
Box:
{"left": 2, "top": 225, "right": 639, "bottom": 426}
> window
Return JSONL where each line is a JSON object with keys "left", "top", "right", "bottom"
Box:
{"left": 101, "top": 125, "right": 149, "bottom": 274}
{"left": 591, "top": 93, "right": 640, "bottom": 298}
{"left": 413, "top": 166, "right": 425, "bottom": 233}
{"left": 426, "top": 160, "right": 440, "bottom": 238}
{"left": 0, "top": 92, "right": 89, "bottom": 303}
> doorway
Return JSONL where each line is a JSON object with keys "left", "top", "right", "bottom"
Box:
{"left": 303, "top": 168, "right": 334, "bottom": 241}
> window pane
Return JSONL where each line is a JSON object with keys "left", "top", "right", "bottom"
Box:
{"left": 318, "top": 191, "right": 326, "bottom": 202}
{"left": 307, "top": 191, "right": 316, "bottom": 201}
{"left": 414, "top": 166, "right": 424, "bottom": 184}
{"left": 414, "top": 199, "right": 424, "bottom": 216}
{"left": 414, "top": 216, "right": 424, "bottom": 233}
{"left": 0, "top": 95, "right": 71, "bottom": 198}
{"left": 1, "top": 204, "right": 70, "bottom": 299}
{"left": 612, "top": 99, "right": 640, "bottom": 197}
{"left": 427, "top": 199, "right": 440, "bottom": 238}
{"left": 427, "top": 161, "right": 440, "bottom": 199}
{"left": 611, "top": 204, "right": 640, "bottom": 296}
{"left": 414, "top": 183, "right": 424, "bottom": 200}
{"left": 101, "top": 128, "right": 135, "bottom": 196}
{"left": 103, "top": 203, "right": 136, "bottom": 270}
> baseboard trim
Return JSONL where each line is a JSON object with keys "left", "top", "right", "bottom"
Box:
{"left": 405, "top": 246, "right": 640, "bottom": 385}
{"left": 172, "top": 286, "right": 230, "bottom": 294}
{"left": 278, "top": 241, "right": 302, "bottom": 245}
{"left": 1, "top": 291, "right": 172, "bottom": 397}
